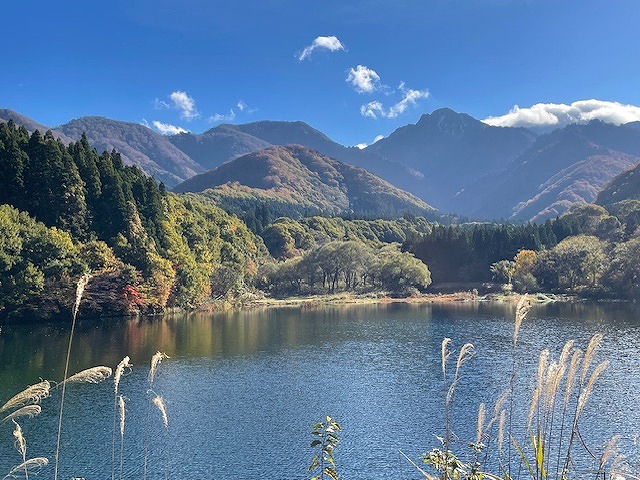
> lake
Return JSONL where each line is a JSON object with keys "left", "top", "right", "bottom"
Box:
{"left": 1, "top": 301, "right": 640, "bottom": 479}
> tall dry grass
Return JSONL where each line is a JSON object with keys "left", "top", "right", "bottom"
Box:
{"left": 412, "top": 295, "right": 635, "bottom": 480}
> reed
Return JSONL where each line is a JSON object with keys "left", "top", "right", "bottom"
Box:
{"left": 117, "top": 395, "right": 126, "bottom": 480}
{"left": 2, "top": 458, "right": 49, "bottom": 480}
{"left": 112, "top": 356, "right": 132, "bottom": 480}
{"left": 143, "top": 352, "right": 169, "bottom": 480}
{"left": 153, "top": 395, "right": 169, "bottom": 480}
{"left": 409, "top": 295, "right": 628, "bottom": 480}
{"left": 0, "top": 381, "right": 50, "bottom": 414}
{"left": 54, "top": 273, "right": 91, "bottom": 480}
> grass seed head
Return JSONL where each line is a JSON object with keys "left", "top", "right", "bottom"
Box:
{"left": 12, "top": 420, "right": 26, "bottom": 460}
{"left": 441, "top": 338, "right": 451, "bottom": 381}
{"left": 152, "top": 395, "right": 168, "bottom": 429}
{"left": 1, "top": 405, "right": 41, "bottom": 425}
{"left": 149, "top": 352, "right": 169, "bottom": 387}
{"left": 114, "top": 356, "right": 132, "bottom": 394}
{"left": 0, "top": 381, "right": 50, "bottom": 413}
{"left": 581, "top": 333, "right": 604, "bottom": 383}
{"left": 4, "top": 457, "right": 49, "bottom": 478}
{"left": 64, "top": 366, "right": 112, "bottom": 385}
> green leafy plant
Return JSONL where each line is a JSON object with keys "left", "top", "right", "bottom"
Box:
{"left": 308, "top": 416, "right": 341, "bottom": 480}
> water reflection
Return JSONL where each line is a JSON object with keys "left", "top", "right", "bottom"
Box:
{"left": 1, "top": 301, "right": 640, "bottom": 479}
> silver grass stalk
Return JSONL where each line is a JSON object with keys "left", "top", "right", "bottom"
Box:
{"left": 476, "top": 403, "right": 486, "bottom": 444}
{"left": 73, "top": 274, "right": 91, "bottom": 320}
{"left": 12, "top": 420, "right": 26, "bottom": 459}
{"left": 513, "top": 294, "right": 531, "bottom": 347}
{"left": 114, "top": 356, "right": 132, "bottom": 394}
{"left": 54, "top": 274, "right": 91, "bottom": 480}
{"left": 149, "top": 352, "right": 169, "bottom": 387}
{"left": 2, "top": 458, "right": 48, "bottom": 480}
{"left": 63, "top": 366, "right": 112, "bottom": 384}
{"left": 454, "top": 342, "right": 475, "bottom": 380}
{"left": 543, "top": 361, "right": 560, "bottom": 413}
{"left": 112, "top": 356, "right": 131, "bottom": 480}
{"left": 565, "top": 349, "right": 583, "bottom": 407}
{"left": 118, "top": 396, "right": 126, "bottom": 438}
{"left": 1, "top": 406, "right": 41, "bottom": 425}
{"left": 493, "top": 390, "right": 510, "bottom": 419}
{"left": 441, "top": 338, "right": 451, "bottom": 381}
{"left": 118, "top": 395, "right": 126, "bottom": 480}
{"left": 576, "top": 360, "right": 608, "bottom": 419}
{"left": 153, "top": 396, "right": 168, "bottom": 429}
{"left": 0, "top": 381, "right": 51, "bottom": 413}
{"left": 599, "top": 435, "right": 622, "bottom": 471}
{"left": 12, "top": 421, "right": 28, "bottom": 480}
{"left": 528, "top": 349, "right": 549, "bottom": 430}
{"left": 581, "top": 333, "right": 603, "bottom": 384}
{"left": 497, "top": 410, "right": 506, "bottom": 454}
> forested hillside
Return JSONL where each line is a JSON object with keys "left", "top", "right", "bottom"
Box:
{"left": 0, "top": 120, "right": 263, "bottom": 321}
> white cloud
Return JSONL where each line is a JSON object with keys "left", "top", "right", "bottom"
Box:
{"left": 153, "top": 91, "right": 199, "bottom": 120}
{"left": 152, "top": 121, "right": 189, "bottom": 135}
{"left": 209, "top": 109, "right": 236, "bottom": 123}
{"left": 346, "top": 65, "right": 381, "bottom": 93}
{"left": 482, "top": 99, "right": 640, "bottom": 130}
{"left": 170, "top": 91, "right": 199, "bottom": 120}
{"left": 298, "top": 35, "right": 345, "bottom": 61}
{"left": 354, "top": 134, "right": 385, "bottom": 149}
{"left": 360, "top": 84, "right": 430, "bottom": 119}
{"left": 153, "top": 98, "right": 170, "bottom": 110}
{"left": 237, "top": 100, "right": 247, "bottom": 112}
{"left": 360, "top": 101, "right": 386, "bottom": 119}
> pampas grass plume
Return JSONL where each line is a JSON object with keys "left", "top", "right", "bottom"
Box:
{"left": 441, "top": 338, "right": 451, "bottom": 381}
{"left": 3, "top": 458, "right": 49, "bottom": 479}
{"left": 1, "top": 405, "right": 41, "bottom": 425}
{"left": 0, "top": 381, "right": 51, "bottom": 413}
{"left": 114, "top": 356, "right": 132, "bottom": 394}
{"left": 64, "top": 366, "right": 112, "bottom": 384}
{"left": 513, "top": 294, "right": 531, "bottom": 347}
{"left": 153, "top": 396, "right": 168, "bottom": 429}
{"left": 149, "top": 352, "right": 169, "bottom": 387}
{"left": 12, "top": 420, "right": 26, "bottom": 461}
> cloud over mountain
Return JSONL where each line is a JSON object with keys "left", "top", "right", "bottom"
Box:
{"left": 360, "top": 84, "right": 429, "bottom": 119}
{"left": 483, "top": 99, "right": 640, "bottom": 131}
{"left": 155, "top": 90, "right": 200, "bottom": 121}
{"left": 152, "top": 121, "right": 189, "bottom": 135}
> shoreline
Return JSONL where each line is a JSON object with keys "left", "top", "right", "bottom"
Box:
{"left": 202, "top": 290, "right": 580, "bottom": 312}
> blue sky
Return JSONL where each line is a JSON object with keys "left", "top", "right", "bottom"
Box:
{"left": 3, "top": 0, "right": 640, "bottom": 146}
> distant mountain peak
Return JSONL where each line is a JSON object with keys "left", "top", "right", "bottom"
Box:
{"left": 416, "top": 108, "right": 484, "bottom": 136}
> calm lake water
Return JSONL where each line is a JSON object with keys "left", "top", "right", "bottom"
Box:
{"left": 1, "top": 301, "right": 640, "bottom": 479}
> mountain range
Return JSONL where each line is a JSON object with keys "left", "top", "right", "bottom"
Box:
{"left": 2, "top": 107, "right": 640, "bottom": 221}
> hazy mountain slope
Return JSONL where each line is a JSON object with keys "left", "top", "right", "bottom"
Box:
{"left": 462, "top": 121, "right": 640, "bottom": 221}
{"left": 365, "top": 108, "right": 537, "bottom": 212}
{"left": 58, "top": 117, "right": 204, "bottom": 186}
{"left": 512, "top": 153, "right": 638, "bottom": 222}
{"left": 168, "top": 124, "right": 271, "bottom": 170}
{"left": 0, "top": 108, "right": 74, "bottom": 143}
{"left": 173, "top": 145, "right": 435, "bottom": 218}
{"left": 596, "top": 160, "right": 640, "bottom": 206}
